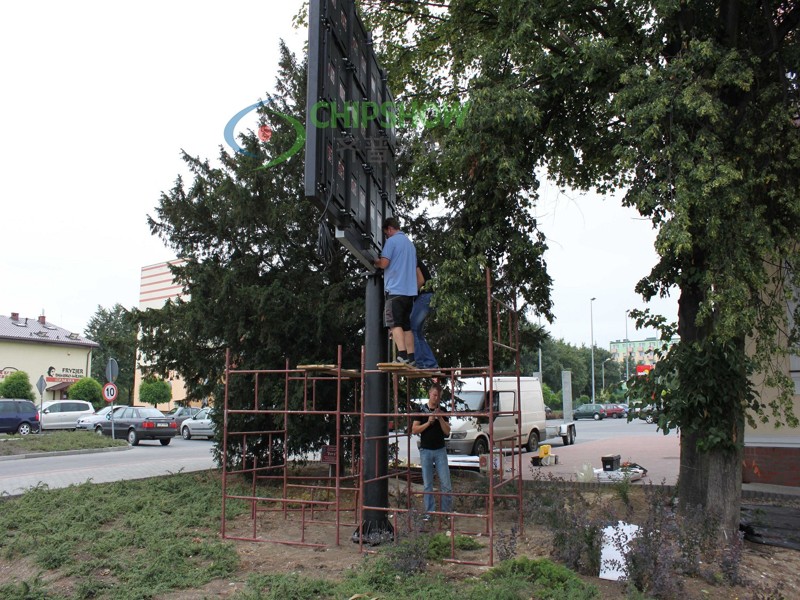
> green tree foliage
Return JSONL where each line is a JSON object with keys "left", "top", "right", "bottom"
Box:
{"left": 0, "top": 371, "right": 35, "bottom": 401}
{"left": 67, "top": 377, "right": 103, "bottom": 408}
{"left": 138, "top": 377, "right": 172, "bottom": 407}
{"left": 358, "top": 0, "right": 800, "bottom": 537}
{"left": 84, "top": 304, "right": 138, "bottom": 404}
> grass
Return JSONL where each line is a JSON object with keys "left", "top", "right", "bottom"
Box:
{"left": 0, "top": 431, "right": 128, "bottom": 456}
{"left": 0, "top": 471, "right": 243, "bottom": 599}
{"left": 0, "top": 466, "right": 600, "bottom": 600}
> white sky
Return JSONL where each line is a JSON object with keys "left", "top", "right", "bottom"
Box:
{"left": 1, "top": 0, "right": 677, "bottom": 351}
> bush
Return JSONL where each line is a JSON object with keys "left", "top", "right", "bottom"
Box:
{"left": 67, "top": 377, "right": 103, "bottom": 406}
{"left": 0, "top": 370, "right": 35, "bottom": 400}
{"left": 139, "top": 377, "right": 172, "bottom": 406}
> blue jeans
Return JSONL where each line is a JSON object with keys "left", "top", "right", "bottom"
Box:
{"left": 420, "top": 446, "right": 452, "bottom": 514}
{"left": 411, "top": 292, "right": 438, "bottom": 368}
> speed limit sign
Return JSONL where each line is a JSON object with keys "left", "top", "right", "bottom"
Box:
{"left": 102, "top": 382, "right": 118, "bottom": 403}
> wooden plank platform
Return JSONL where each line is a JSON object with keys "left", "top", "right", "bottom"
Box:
{"left": 296, "top": 364, "right": 361, "bottom": 378}
{"left": 376, "top": 363, "right": 447, "bottom": 378}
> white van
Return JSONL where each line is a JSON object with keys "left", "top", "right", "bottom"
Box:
{"left": 445, "top": 376, "right": 575, "bottom": 456}
{"left": 40, "top": 400, "right": 95, "bottom": 430}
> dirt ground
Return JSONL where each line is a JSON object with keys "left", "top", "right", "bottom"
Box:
{"left": 159, "top": 514, "right": 800, "bottom": 600}
{"left": 160, "top": 475, "right": 800, "bottom": 600}
{"left": 4, "top": 471, "right": 798, "bottom": 599}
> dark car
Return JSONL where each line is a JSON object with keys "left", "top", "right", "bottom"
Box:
{"left": 603, "top": 403, "right": 628, "bottom": 419}
{"left": 0, "top": 398, "right": 41, "bottom": 435}
{"left": 164, "top": 406, "right": 201, "bottom": 427}
{"left": 637, "top": 404, "right": 663, "bottom": 424}
{"left": 95, "top": 406, "right": 177, "bottom": 446}
{"left": 573, "top": 403, "right": 607, "bottom": 420}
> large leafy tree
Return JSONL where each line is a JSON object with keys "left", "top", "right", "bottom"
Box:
{"left": 84, "top": 304, "right": 137, "bottom": 403}
{"left": 359, "top": 0, "right": 800, "bottom": 538}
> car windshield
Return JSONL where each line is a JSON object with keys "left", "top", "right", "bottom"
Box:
{"left": 453, "top": 391, "right": 485, "bottom": 411}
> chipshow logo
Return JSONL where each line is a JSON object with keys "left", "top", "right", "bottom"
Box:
{"left": 224, "top": 99, "right": 470, "bottom": 169}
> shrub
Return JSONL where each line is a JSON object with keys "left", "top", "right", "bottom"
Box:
{"left": 67, "top": 377, "right": 103, "bottom": 406}
{"left": 0, "top": 371, "right": 35, "bottom": 400}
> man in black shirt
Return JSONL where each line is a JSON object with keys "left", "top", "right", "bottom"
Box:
{"left": 411, "top": 382, "right": 452, "bottom": 517}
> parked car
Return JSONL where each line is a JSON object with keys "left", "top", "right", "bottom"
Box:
{"left": 603, "top": 403, "right": 628, "bottom": 419}
{"left": 637, "top": 404, "right": 663, "bottom": 424}
{"left": 0, "top": 398, "right": 41, "bottom": 435}
{"left": 76, "top": 405, "right": 126, "bottom": 430}
{"left": 180, "top": 408, "right": 215, "bottom": 440}
{"left": 40, "top": 400, "right": 95, "bottom": 430}
{"left": 572, "top": 403, "right": 607, "bottom": 420}
{"left": 94, "top": 406, "right": 177, "bottom": 445}
{"left": 164, "top": 406, "right": 201, "bottom": 427}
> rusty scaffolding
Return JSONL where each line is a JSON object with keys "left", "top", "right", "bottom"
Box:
{"left": 220, "top": 268, "right": 526, "bottom": 566}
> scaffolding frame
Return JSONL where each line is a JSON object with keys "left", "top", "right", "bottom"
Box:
{"left": 220, "top": 268, "right": 526, "bottom": 566}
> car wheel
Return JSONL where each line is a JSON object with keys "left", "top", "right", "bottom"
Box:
{"left": 472, "top": 437, "right": 489, "bottom": 456}
{"left": 127, "top": 429, "right": 139, "bottom": 446}
{"left": 94, "top": 425, "right": 104, "bottom": 435}
{"left": 182, "top": 426, "right": 191, "bottom": 440}
{"left": 613, "top": 413, "right": 619, "bottom": 419}
{"left": 645, "top": 415, "right": 655, "bottom": 424}
{"left": 526, "top": 430, "right": 539, "bottom": 453}
{"left": 160, "top": 438, "right": 171, "bottom": 446}
{"left": 593, "top": 413, "right": 601, "bottom": 420}
{"left": 17, "top": 423, "right": 32, "bottom": 435}
{"left": 568, "top": 427, "right": 576, "bottom": 445}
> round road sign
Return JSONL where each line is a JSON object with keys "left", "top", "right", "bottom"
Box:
{"left": 102, "top": 382, "right": 118, "bottom": 403}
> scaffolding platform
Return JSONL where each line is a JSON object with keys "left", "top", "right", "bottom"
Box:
{"left": 376, "top": 362, "right": 448, "bottom": 378}
{"left": 296, "top": 364, "right": 361, "bottom": 378}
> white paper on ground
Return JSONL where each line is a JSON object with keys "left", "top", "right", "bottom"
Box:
{"left": 599, "top": 521, "right": 640, "bottom": 581}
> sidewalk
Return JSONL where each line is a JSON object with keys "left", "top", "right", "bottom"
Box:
{"left": 524, "top": 433, "right": 680, "bottom": 485}
{"left": 514, "top": 433, "right": 800, "bottom": 497}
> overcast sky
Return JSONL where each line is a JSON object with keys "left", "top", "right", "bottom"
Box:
{"left": 1, "top": 0, "right": 678, "bottom": 352}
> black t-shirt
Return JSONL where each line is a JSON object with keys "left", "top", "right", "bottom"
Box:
{"left": 414, "top": 404, "right": 449, "bottom": 450}
{"left": 417, "top": 258, "right": 432, "bottom": 292}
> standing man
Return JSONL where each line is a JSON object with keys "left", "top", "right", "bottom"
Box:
{"left": 374, "top": 217, "right": 417, "bottom": 365}
{"left": 410, "top": 257, "right": 438, "bottom": 370}
{"left": 411, "top": 382, "right": 452, "bottom": 517}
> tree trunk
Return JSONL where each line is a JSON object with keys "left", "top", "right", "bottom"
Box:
{"left": 676, "top": 280, "right": 744, "bottom": 541}
{"left": 679, "top": 429, "right": 743, "bottom": 541}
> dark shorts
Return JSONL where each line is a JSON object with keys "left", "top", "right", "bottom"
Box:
{"left": 384, "top": 295, "right": 414, "bottom": 330}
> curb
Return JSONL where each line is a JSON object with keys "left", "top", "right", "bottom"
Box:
{"left": 0, "top": 445, "right": 132, "bottom": 462}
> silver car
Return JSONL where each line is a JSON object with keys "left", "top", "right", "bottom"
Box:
{"left": 180, "top": 408, "right": 215, "bottom": 440}
{"left": 76, "top": 405, "right": 125, "bottom": 430}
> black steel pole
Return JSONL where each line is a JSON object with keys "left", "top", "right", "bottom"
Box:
{"left": 353, "top": 272, "right": 392, "bottom": 544}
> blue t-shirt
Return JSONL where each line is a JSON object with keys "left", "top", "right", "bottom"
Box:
{"left": 381, "top": 231, "right": 417, "bottom": 296}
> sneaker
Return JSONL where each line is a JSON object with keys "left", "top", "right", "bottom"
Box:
{"left": 394, "top": 356, "right": 417, "bottom": 367}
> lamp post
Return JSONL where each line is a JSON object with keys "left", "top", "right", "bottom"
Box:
{"left": 602, "top": 358, "right": 613, "bottom": 392}
{"left": 590, "top": 297, "right": 596, "bottom": 403}
{"left": 624, "top": 310, "right": 630, "bottom": 380}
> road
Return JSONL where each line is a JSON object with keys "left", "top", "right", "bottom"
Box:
{"left": 0, "top": 417, "right": 676, "bottom": 497}
{"left": 0, "top": 436, "right": 216, "bottom": 497}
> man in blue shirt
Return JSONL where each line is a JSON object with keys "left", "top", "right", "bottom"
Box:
{"left": 374, "top": 217, "right": 417, "bottom": 365}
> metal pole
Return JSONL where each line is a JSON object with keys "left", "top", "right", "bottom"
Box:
{"left": 590, "top": 297, "right": 596, "bottom": 402}
{"left": 354, "top": 272, "right": 392, "bottom": 544}
{"left": 625, "top": 310, "right": 630, "bottom": 380}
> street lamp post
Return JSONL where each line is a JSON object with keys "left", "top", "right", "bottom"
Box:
{"left": 590, "top": 297, "right": 596, "bottom": 403}
{"left": 602, "top": 358, "right": 613, "bottom": 391}
{"left": 624, "top": 310, "right": 630, "bottom": 380}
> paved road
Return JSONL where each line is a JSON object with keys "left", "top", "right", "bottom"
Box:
{"left": 0, "top": 437, "right": 216, "bottom": 497}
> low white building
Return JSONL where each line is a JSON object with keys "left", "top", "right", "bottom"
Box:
{"left": 0, "top": 312, "right": 99, "bottom": 401}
